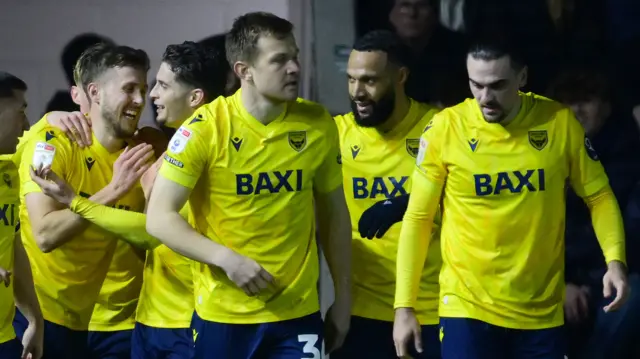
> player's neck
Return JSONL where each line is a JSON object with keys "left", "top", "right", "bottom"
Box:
{"left": 241, "top": 86, "right": 286, "bottom": 125}
{"left": 89, "top": 111, "right": 127, "bottom": 153}
{"left": 378, "top": 95, "right": 411, "bottom": 133}
{"left": 500, "top": 96, "right": 523, "bottom": 126}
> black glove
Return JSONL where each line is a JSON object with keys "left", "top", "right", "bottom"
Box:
{"left": 358, "top": 194, "right": 410, "bottom": 239}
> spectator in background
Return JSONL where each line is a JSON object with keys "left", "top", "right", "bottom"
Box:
{"left": 388, "top": 0, "right": 468, "bottom": 107}
{"left": 44, "top": 33, "right": 115, "bottom": 114}
{"left": 548, "top": 69, "right": 640, "bottom": 359}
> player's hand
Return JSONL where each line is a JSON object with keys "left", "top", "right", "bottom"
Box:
{"left": 29, "top": 165, "right": 76, "bottom": 206}
{"left": 0, "top": 266, "right": 11, "bottom": 287}
{"left": 564, "top": 283, "right": 590, "bottom": 323}
{"left": 46, "top": 111, "right": 92, "bottom": 148}
{"left": 219, "top": 250, "right": 275, "bottom": 296}
{"left": 602, "top": 260, "right": 629, "bottom": 312}
{"left": 109, "top": 143, "right": 154, "bottom": 198}
{"left": 140, "top": 154, "right": 164, "bottom": 201}
{"left": 393, "top": 307, "right": 422, "bottom": 357}
{"left": 358, "top": 194, "right": 409, "bottom": 239}
{"left": 323, "top": 296, "right": 351, "bottom": 354}
{"left": 21, "top": 319, "right": 43, "bottom": 359}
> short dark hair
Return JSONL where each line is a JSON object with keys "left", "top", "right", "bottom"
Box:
{"left": 61, "top": 33, "right": 115, "bottom": 85}
{"left": 74, "top": 43, "right": 150, "bottom": 92}
{"left": 547, "top": 69, "right": 610, "bottom": 104}
{"left": 352, "top": 29, "right": 411, "bottom": 67}
{"left": 162, "top": 41, "right": 228, "bottom": 102}
{"left": 0, "top": 71, "right": 27, "bottom": 98}
{"left": 467, "top": 30, "right": 526, "bottom": 71}
{"left": 226, "top": 12, "right": 294, "bottom": 65}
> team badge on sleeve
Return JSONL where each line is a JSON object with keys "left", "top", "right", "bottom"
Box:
{"left": 584, "top": 136, "right": 599, "bottom": 161}
{"left": 169, "top": 127, "right": 193, "bottom": 154}
{"left": 406, "top": 138, "right": 420, "bottom": 158}
{"left": 416, "top": 137, "right": 428, "bottom": 165}
{"left": 528, "top": 130, "right": 548, "bottom": 150}
{"left": 288, "top": 131, "right": 307, "bottom": 152}
{"left": 32, "top": 142, "right": 56, "bottom": 168}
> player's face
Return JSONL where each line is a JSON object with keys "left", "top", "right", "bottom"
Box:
{"left": 249, "top": 34, "right": 300, "bottom": 102}
{"left": 0, "top": 90, "right": 27, "bottom": 153}
{"left": 97, "top": 66, "right": 148, "bottom": 138}
{"left": 467, "top": 55, "right": 526, "bottom": 123}
{"left": 569, "top": 99, "right": 610, "bottom": 136}
{"left": 390, "top": 0, "right": 435, "bottom": 39}
{"left": 150, "top": 62, "right": 194, "bottom": 127}
{"left": 347, "top": 50, "right": 397, "bottom": 127}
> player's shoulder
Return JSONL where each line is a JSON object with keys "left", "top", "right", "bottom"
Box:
{"left": 289, "top": 97, "right": 332, "bottom": 122}
{"left": 525, "top": 92, "right": 578, "bottom": 129}
{"left": 23, "top": 125, "right": 73, "bottom": 154}
{"left": 333, "top": 111, "right": 355, "bottom": 131}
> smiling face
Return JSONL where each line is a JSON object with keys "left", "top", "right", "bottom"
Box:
{"left": 150, "top": 62, "right": 194, "bottom": 127}
{"left": 467, "top": 54, "right": 526, "bottom": 123}
{"left": 92, "top": 66, "right": 148, "bottom": 138}
{"left": 347, "top": 49, "right": 399, "bottom": 127}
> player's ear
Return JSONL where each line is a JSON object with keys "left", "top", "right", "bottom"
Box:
{"left": 87, "top": 82, "right": 100, "bottom": 104}
{"left": 70, "top": 86, "right": 80, "bottom": 105}
{"left": 189, "top": 88, "right": 205, "bottom": 108}
{"left": 233, "top": 61, "right": 252, "bottom": 83}
{"left": 518, "top": 66, "right": 528, "bottom": 89}
{"left": 398, "top": 66, "right": 410, "bottom": 86}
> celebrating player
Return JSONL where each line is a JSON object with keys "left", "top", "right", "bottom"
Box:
{"left": 393, "top": 33, "right": 629, "bottom": 358}
{"left": 15, "top": 44, "right": 153, "bottom": 358}
{"left": 331, "top": 30, "right": 441, "bottom": 359}
{"left": 146, "top": 12, "right": 352, "bottom": 358}
{"left": 0, "top": 72, "right": 43, "bottom": 359}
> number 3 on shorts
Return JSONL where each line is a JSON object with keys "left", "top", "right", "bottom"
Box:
{"left": 298, "top": 334, "right": 320, "bottom": 359}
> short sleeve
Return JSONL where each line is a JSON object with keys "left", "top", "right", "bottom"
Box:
{"left": 158, "top": 108, "right": 213, "bottom": 189}
{"left": 313, "top": 114, "right": 343, "bottom": 194}
{"left": 566, "top": 109, "right": 609, "bottom": 197}
{"left": 19, "top": 128, "right": 71, "bottom": 197}
{"left": 14, "top": 114, "right": 49, "bottom": 168}
{"left": 415, "top": 114, "right": 447, "bottom": 184}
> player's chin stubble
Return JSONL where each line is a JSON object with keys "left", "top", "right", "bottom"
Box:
{"left": 351, "top": 91, "right": 396, "bottom": 128}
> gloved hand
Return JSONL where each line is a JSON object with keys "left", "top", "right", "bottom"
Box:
{"left": 358, "top": 194, "right": 410, "bottom": 239}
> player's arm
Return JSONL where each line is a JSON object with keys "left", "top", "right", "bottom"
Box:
{"left": 24, "top": 140, "right": 153, "bottom": 252}
{"left": 393, "top": 117, "right": 446, "bottom": 357}
{"left": 13, "top": 228, "right": 44, "bottom": 333}
{"left": 146, "top": 177, "right": 230, "bottom": 264}
{"left": 566, "top": 109, "right": 627, "bottom": 310}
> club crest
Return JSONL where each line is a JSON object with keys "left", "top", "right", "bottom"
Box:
{"left": 288, "top": 131, "right": 307, "bottom": 152}
{"left": 406, "top": 138, "right": 420, "bottom": 158}
{"left": 528, "top": 130, "right": 548, "bottom": 150}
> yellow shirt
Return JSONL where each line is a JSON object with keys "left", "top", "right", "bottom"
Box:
{"left": 19, "top": 126, "right": 145, "bottom": 330}
{"left": 414, "top": 93, "right": 609, "bottom": 329}
{"left": 335, "top": 100, "right": 441, "bottom": 324}
{"left": 159, "top": 90, "right": 343, "bottom": 324}
{"left": 136, "top": 205, "right": 194, "bottom": 329}
{"left": 0, "top": 155, "right": 19, "bottom": 343}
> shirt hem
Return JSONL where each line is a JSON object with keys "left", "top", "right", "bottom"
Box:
{"left": 195, "top": 306, "right": 319, "bottom": 324}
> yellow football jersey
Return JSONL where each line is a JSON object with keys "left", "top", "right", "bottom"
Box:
{"left": 335, "top": 100, "right": 442, "bottom": 324}
{"left": 89, "top": 240, "right": 144, "bottom": 331}
{"left": 0, "top": 155, "right": 19, "bottom": 343}
{"left": 136, "top": 205, "right": 194, "bottom": 329}
{"left": 19, "top": 127, "right": 145, "bottom": 330}
{"left": 158, "top": 89, "right": 343, "bottom": 324}
{"left": 417, "top": 93, "right": 609, "bottom": 329}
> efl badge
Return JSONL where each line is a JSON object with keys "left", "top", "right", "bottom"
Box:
{"left": 32, "top": 142, "right": 56, "bottom": 168}
{"left": 169, "top": 127, "right": 193, "bottom": 154}
{"left": 528, "top": 130, "right": 548, "bottom": 151}
{"left": 416, "top": 137, "right": 428, "bottom": 165}
{"left": 288, "top": 131, "right": 307, "bottom": 152}
{"left": 584, "top": 136, "right": 599, "bottom": 161}
{"left": 406, "top": 138, "right": 420, "bottom": 158}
